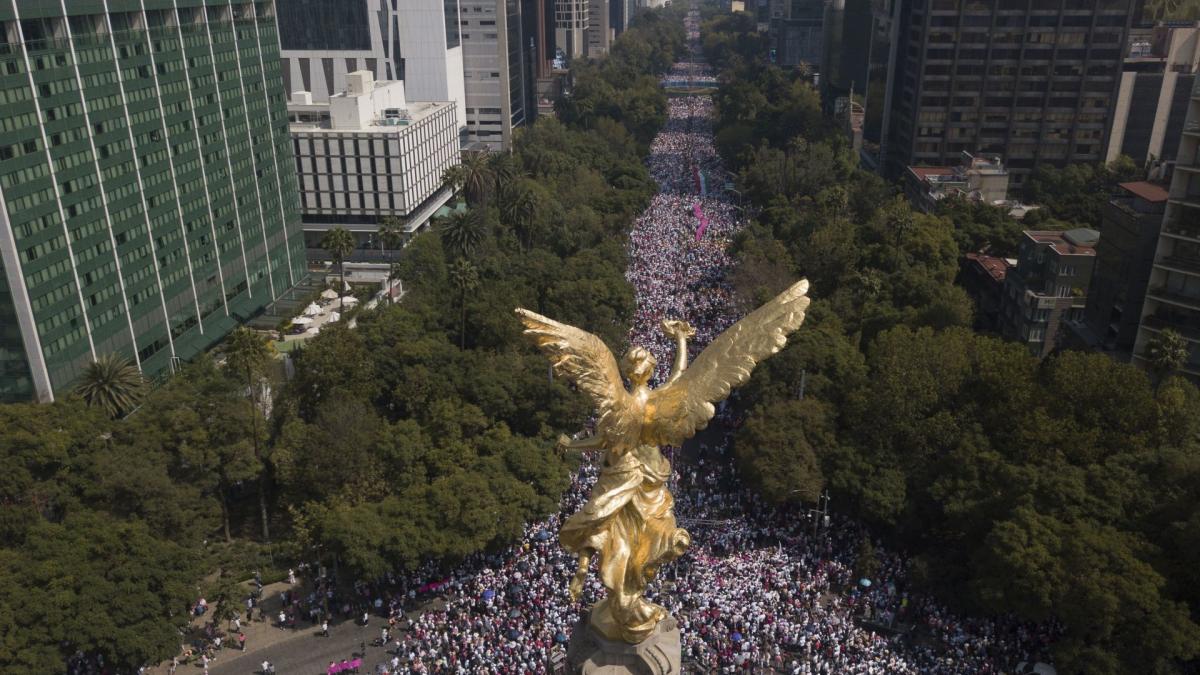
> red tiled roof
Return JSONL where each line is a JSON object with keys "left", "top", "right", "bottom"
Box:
{"left": 1027, "top": 230, "right": 1097, "bottom": 256}
{"left": 908, "top": 166, "right": 956, "bottom": 180}
{"left": 1119, "top": 181, "right": 1169, "bottom": 203}
{"left": 965, "top": 252, "right": 1013, "bottom": 283}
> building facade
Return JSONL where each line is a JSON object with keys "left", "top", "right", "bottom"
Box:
{"left": 1133, "top": 80, "right": 1200, "bottom": 377}
{"left": 858, "top": 0, "right": 901, "bottom": 172}
{"left": 903, "top": 152, "right": 1010, "bottom": 213}
{"left": 883, "top": 0, "right": 1135, "bottom": 186}
{"left": 289, "top": 73, "right": 460, "bottom": 257}
{"left": 555, "top": 0, "right": 589, "bottom": 60}
{"left": 768, "top": 0, "right": 824, "bottom": 67}
{"left": 276, "top": 0, "right": 467, "bottom": 130}
{"left": 461, "top": 0, "right": 532, "bottom": 150}
{"left": 1001, "top": 229, "right": 1099, "bottom": 357}
{"left": 961, "top": 252, "right": 1015, "bottom": 332}
{"left": 587, "top": 0, "right": 611, "bottom": 57}
{"left": 1076, "top": 181, "right": 1166, "bottom": 355}
{"left": 0, "top": 0, "right": 304, "bottom": 402}
{"left": 1105, "top": 24, "right": 1200, "bottom": 167}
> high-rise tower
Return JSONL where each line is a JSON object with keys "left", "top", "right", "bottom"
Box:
{"left": 276, "top": 0, "right": 467, "bottom": 130}
{"left": 882, "top": 0, "right": 1136, "bottom": 186}
{"left": 0, "top": 0, "right": 304, "bottom": 402}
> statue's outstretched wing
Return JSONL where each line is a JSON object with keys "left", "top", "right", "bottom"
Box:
{"left": 645, "top": 279, "right": 810, "bottom": 447}
{"left": 515, "top": 308, "right": 635, "bottom": 439}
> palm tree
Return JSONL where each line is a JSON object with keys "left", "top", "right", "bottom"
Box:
{"left": 223, "top": 327, "right": 275, "bottom": 542}
{"left": 448, "top": 258, "right": 480, "bottom": 349}
{"left": 1146, "top": 328, "right": 1191, "bottom": 389}
{"left": 438, "top": 209, "right": 486, "bottom": 259}
{"left": 499, "top": 183, "right": 541, "bottom": 250}
{"left": 320, "top": 227, "right": 356, "bottom": 312}
{"left": 441, "top": 163, "right": 466, "bottom": 195}
{"left": 378, "top": 216, "right": 405, "bottom": 261}
{"left": 458, "top": 150, "right": 495, "bottom": 207}
{"left": 489, "top": 152, "right": 522, "bottom": 194}
{"left": 75, "top": 354, "right": 146, "bottom": 418}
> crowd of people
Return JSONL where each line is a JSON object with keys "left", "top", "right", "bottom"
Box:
{"left": 663, "top": 61, "right": 718, "bottom": 85}
{"left": 111, "top": 12, "right": 1054, "bottom": 675}
{"left": 362, "top": 12, "right": 1057, "bottom": 674}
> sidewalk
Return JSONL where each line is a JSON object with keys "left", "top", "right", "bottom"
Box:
{"left": 145, "top": 580, "right": 307, "bottom": 674}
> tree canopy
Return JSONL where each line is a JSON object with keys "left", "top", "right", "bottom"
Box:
{"left": 704, "top": 15, "right": 1200, "bottom": 674}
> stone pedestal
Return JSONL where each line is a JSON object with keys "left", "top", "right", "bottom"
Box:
{"left": 566, "top": 613, "right": 682, "bottom": 675}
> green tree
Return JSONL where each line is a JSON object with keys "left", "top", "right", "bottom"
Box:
{"left": 378, "top": 215, "right": 405, "bottom": 261}
{"left": 287, "top": 322, "right": 376, "bottom": 420}
{"left": 320, "top": 227, "right": 356, "bottom": 312}
{"left": 735, "top": 399, "right": 829, "bottom": 504}
{"left": 74, "top": 354, "right": 146, "bottom": 419}
{"left": 223, "top": 327, "right": 275, "bottom": 542}
{"left": 0, "top": 512, "right": 196, "bottom": 672}
{"left": 456, "top": 150, "right": 496, "bottom": 207}
{"left": 438, "top": 209, "right": 486, "bottom": 260}
{"left": 489, "top": 151, "right": 522, "bottom": 194}
{"left": 448, "top": 258, "right": 480, "bottom": 350}
{"left": 1145, "top": 328, "right": 1191, "bottom": 388}
{"left": 499, "top": 181, "right": 542, "bottom": 250}
{"left": 441, "top": 162, "right": 465, "bottom": 195}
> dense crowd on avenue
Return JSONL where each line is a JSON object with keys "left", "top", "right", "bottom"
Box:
{"left": 664, "top": 61, "right": 718, "bottom": 85}
{"left": 351, "top": 17, "right": 1054, "bottom": 672}
{"left": 156, "top": 12, "right": 1055, "bottom": 675}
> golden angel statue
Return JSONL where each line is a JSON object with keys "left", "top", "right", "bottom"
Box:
{"left": 515, "top": 279, "right": 811, "bottom": 644}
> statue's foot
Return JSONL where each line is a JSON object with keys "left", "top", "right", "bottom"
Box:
{"left": 569, "top": 569, "right": 586, "bottom": 601}
{"left": 670, "top": 528, "right": 691, "bottom": 558}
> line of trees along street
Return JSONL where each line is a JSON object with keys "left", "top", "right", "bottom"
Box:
{"left": 0, "top": 9, "right": 685, "bottom": 671}
{"left": 703, "top": 11, "right": 1200, "bottom": 675}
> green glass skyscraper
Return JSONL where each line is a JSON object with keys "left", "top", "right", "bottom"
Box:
{"left": 0, "top": 0, "right": 304, "bottom": 402}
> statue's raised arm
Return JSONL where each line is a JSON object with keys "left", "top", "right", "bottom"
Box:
{"left": 644, "top": 279, "right": 810, "bottom": 447}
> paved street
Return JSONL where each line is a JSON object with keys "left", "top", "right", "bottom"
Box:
{"left": 206, "top": 616, "right": 391, "bottom": 675}
{"left": 144, "top": 580, "right": 406, "bottom": 675}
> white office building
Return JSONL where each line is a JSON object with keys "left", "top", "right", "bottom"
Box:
{"left": 276, "top": 0, "right": 467, "bottom": 130}
{"left": 289, "top": 72, "right": 461, "bottom": 256}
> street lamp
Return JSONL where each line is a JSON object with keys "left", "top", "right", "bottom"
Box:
{"left": 792, "top": 489, "right": 831, "bottom": 539}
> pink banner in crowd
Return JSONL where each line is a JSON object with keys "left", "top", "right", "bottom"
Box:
{"left": 693, "top": 202, "right": 708, "bottom": 241}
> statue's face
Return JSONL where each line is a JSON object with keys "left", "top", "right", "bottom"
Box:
{"left": 622, "top": 347, "right": 656, "bottom": 386}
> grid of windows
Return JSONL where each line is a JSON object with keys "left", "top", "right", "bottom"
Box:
{"left": 885, "top": 0, "right": 1134, "bottom": 184}
{"left": 0, "top": 0, "right": 304, "bottom": 401}
{"left": 292, "top": 103, "right": 459, "bottom": 218}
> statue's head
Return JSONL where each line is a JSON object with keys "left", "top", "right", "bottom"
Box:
{"left": 621, "top": 347, "right": 656, "bottom": 386}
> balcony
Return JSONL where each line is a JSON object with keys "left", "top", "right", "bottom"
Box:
{"left": 1169, "top": 197, "right": 1200, "bottom": 213}
{"left": 1142, "top": 314, "right": 1200, "bottom": 343}
{"left": 1132, "top": 351, "right": 1200, "bottom": 377}
{"left": 1162, "top": 214, "right": 1200, "bottom": 242}
{"left": 1156, "top": 252, "right": 1200, "bottom": 276}
{"left": 1146, "top": 285, "right": 1200, "bottom": 312}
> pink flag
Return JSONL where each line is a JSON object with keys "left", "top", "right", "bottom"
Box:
{"left": 693, "top": 202, "right": 708, "bottom": 242}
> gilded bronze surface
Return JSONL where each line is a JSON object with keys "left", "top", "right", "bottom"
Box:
{"left": 516, "top": 279, "right": 811, "bottom": 644}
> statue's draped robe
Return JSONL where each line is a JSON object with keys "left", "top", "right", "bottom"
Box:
{"left": 560, "top": 443, "right": 687, "bottom": 643}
